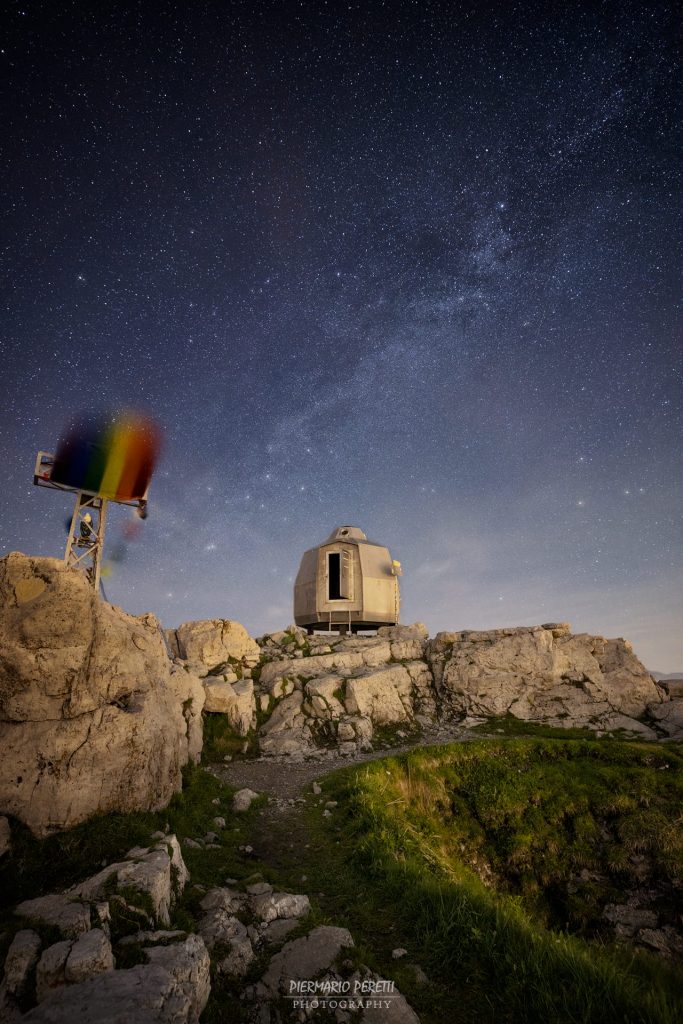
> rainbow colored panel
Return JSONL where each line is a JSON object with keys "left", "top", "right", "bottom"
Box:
{"left": 51, "top": 413, "right": 161, "bottom": 500}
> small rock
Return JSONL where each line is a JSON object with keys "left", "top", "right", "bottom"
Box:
{"left": 2, "top": 929, "right": 41, "bottom": 997}
{"left": 36, "top": 940, "right": 72, "bottom": 1002}
{"left": 325, "top": 801, "right": 338, "bottom": 808}
{"left": 392, "top": 947, "right": 408, "bottom": 959}
{"left": 144, "top": 933, "right": 211, "bottom": 1019}
{"left": 213, "top": 817, "right": 226, "bottom": 829}
{"left": 93, "top": 903, "right": 110, "bottom": 936}
{"left": 251, "top": 892, "right": 310, "bottom": 923}
{"left": 256, "top": 925, "right": 354, "bottom": 997}
{"left": 638, "top": 928, "right": 675, "bottom": 954}
{"left": 260, "top": 918, "right": 300, "bottom": 944}
{"left": 183, "top": 837, "right": 202, "bottom": 849}
{"left": 64, "top": 929, "right": 114, "bottom": 984}
{"left": 198, "top": 911, "right": 254, "bottom": 977}
{"left": 312, "top": 782, "right": 322, "bottom": 795}
{"left": 246, "top": 882, "right": 273, "bottom": 896}
{"left": 199, "top": 888, "right": 246, "bottom": 914}
{"left": 15, "top": 894, "right": 90, "bottom": 939}
{"left": 233, "top": 788, "right": 259, "bottom": 812}
{"left": 149, "top": 831, "right": 166, "bottom": 841}
{"left": 408, "top": 963, "right": 429, "bottom": 984}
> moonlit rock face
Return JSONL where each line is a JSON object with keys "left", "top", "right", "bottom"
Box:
{"left": 426, "top": 626, "right": 663, "bottom": 724}
{"left": 0, "top": 552, "right": 201, "bottom": 836}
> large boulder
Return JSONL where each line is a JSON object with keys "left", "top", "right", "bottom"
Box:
{"left": 258, "top": 637, "right": 392, "bottom": 690}
{"left": 167, "top": 668, "right": 205, "bottom": 764}
{"left": 377, "top": 622, "right": 429, "bottom": 661}
{"left": 202, "top": 678, "right": 255, "bottom": 735}
{"left": 143, "top": 935, "right": 211, "bottom": 1020}
{"left": 14, "top": 894, "right": 91, "bottom": 938}
{"left": 648, "top": 698, "right": 683, "bottom": 738}
{"left": 344, "top": 665, "right": 413, "bottom": 723}
{"left": 22, "top": 963, "right": 197, "bottom": 1023}
{"left": 166, "top": 620, "right": 260, "bottom": 671}
{"left": 427, "top": 623, "right": 662, "bottom": 727}
{"left": 258, "top": 692, "right": 311, "bottom": 757}
{"left": 254, "top": 925, "right": 354, "bottom": 998}
{"left": 0, "top": 552, "right": 201, "bottom": 836}
{"left": 35, "top": 930, "right": 114, "bottom": 1002}
{"left": 0, "top": 929, "right": 42, "bottom": 1009}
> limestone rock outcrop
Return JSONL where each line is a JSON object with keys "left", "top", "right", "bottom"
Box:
{"left": 202, "top": 678, "right": 255, "bottom": 735}
{"left": 427, "top": 624, "right": 662, "bottom": 728}
{"left": 5, "top": 835, "right": 209, "bottom": 1024}
{"left": 22, "top": 961, "right": 202, "bottom": 1024}
{"left": 0, "top": 552, "right": 203, "bottom": 836}
{"left": 246, "top": 621, "right": 663, "bottom": 757}
{"left": 166, "top": 620, "right": 260, "bottom": 673}
{"left": 0, "top": 929, "right": 41, "bottom": 1010}
{"left": 647, "top": 697, "right": 683, "bottom": 739}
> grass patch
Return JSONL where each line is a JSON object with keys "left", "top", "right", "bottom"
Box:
{"left": 0, "top": 765, "right": 234, "bottom": 909}
{"left": 300, "top": 738, "right": 683, "bottom": 1024}
{"left": 372, "top": 720, "right": 422, "bottom": 747}
{"left": 201, "top": 713, "right": 253, "bottom": 760}
{"left": 471, "top": 715, "right": 603, "bottom": 741}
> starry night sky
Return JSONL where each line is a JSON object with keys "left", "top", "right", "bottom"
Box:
{"left": 1, "top": 1, "right": 681, "bottom": 669}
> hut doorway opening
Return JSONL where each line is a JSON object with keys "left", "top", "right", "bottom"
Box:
{"left": 328, "top": 552, "right": 341, "bottom": 599}
{"left": 327, "top": 551, "right": 353, "bottom": 600}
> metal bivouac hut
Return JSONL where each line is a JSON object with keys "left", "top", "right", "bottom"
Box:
{"left": 294, "top": 525, "right": 402, "bottom": 634}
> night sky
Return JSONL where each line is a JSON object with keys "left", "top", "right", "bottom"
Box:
{"left": 1, "top": 2, "right": 681, "bottom": 669}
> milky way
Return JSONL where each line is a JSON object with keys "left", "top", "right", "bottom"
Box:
{"left": 1, "top": 1, "right": 681, "bottom": 668}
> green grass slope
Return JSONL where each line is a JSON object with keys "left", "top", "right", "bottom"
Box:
{"left": 312, "top": 738, "right": 683, "bottom": 1024}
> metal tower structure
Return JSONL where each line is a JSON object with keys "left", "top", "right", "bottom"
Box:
{"left": 33, "top": 451, "right": 147, "bottom": 592}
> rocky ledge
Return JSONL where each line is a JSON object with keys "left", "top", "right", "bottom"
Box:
{"left": 170, "top": 618, "right": 672, "bottom": 761}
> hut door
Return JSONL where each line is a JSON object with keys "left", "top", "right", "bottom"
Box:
{"left": 327, "top": 549, "right": 353, "bottom": 600}
{"left": 340, "top": 549, "right": 353, "bottom": 599}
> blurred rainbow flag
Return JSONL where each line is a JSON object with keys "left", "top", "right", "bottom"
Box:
{"left": 51, "top": 412, "right": 161, "bottom": 501}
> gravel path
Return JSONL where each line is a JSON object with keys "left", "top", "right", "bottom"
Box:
{"left": 209, "top": 722, "right": 478, "bottom": 799}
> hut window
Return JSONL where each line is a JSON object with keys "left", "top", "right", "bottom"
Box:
{"left": 328, "top": 553, "right": 342, "bottom": 599}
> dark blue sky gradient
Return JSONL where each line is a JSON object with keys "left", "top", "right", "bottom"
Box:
{"left": 1, "top": 1, "right": 681, "bottom": 668}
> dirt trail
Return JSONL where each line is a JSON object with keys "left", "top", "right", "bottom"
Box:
{"left": 209, "top": 722, "right": 477, "bottom": 799}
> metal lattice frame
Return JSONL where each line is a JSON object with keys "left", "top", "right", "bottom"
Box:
{"left": 33, "top": 450, "right": 146, "bottom": 593}
{"left": 64, "top": 493, "right": 108, "bottom": 591}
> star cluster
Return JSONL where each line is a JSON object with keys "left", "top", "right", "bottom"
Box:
{"left": 1, "top": 1, "right": 681, "bottom": 668}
